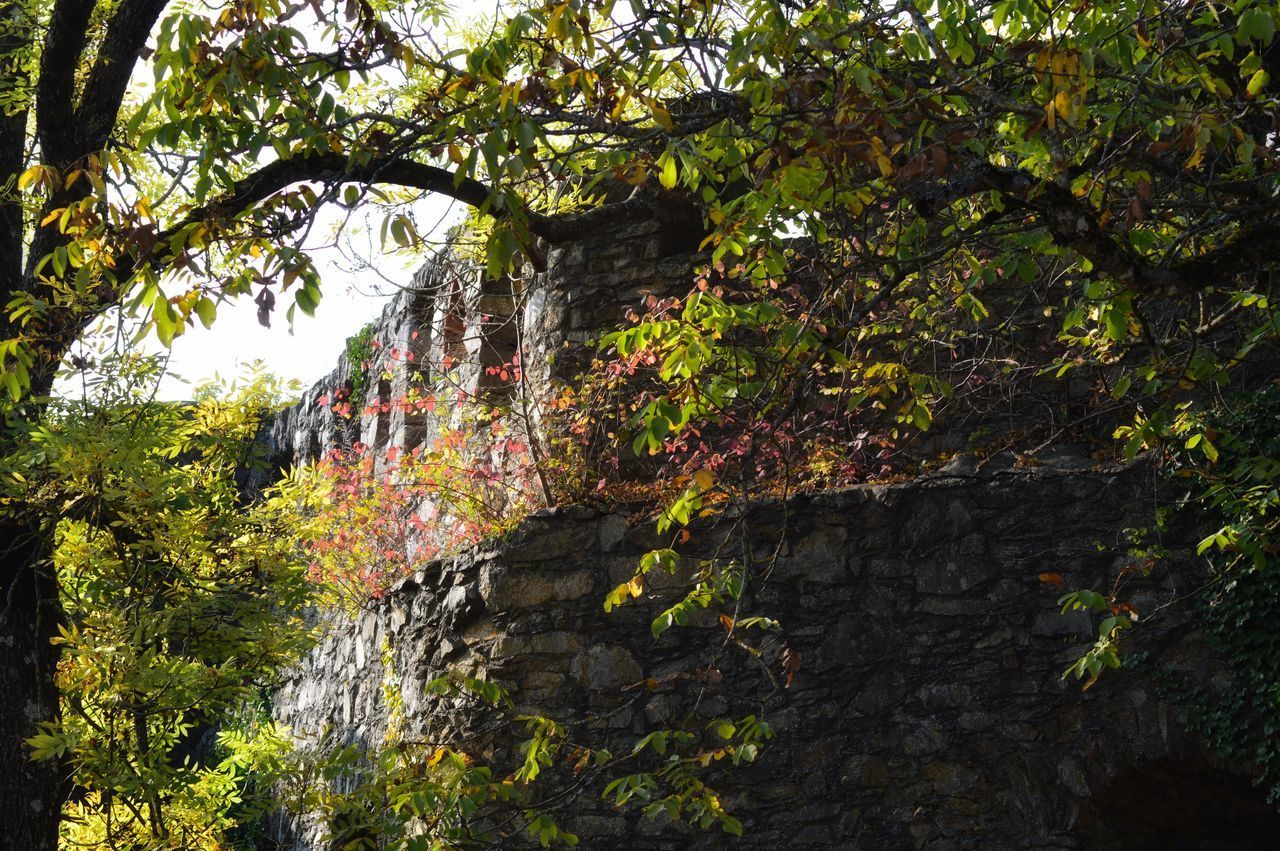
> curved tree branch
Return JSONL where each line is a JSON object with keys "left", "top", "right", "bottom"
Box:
{"left": 181, "top": 152, "right": 494, "bottom": 227}
{"left": 172, "top": 150, "right": 688, "bottom": 250}
{"left": 27, "top": 149, "right": 702, "bottom": 388}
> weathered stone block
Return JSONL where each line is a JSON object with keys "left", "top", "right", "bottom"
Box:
{"left": 569, "top": 644, "right": 643, "bottom": 691}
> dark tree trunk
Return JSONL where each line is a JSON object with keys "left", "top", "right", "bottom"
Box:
{"left": 0, "top": 523, "right": 64, "bottom": 851}
{"left": 0, "top": 59, "right": 62, "bottom": 842}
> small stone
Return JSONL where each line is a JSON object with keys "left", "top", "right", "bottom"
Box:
{"left": 598, "top": 515, "right": 627, "bottom": 552}
{"left": 569, "top": 645, "right": 643, "bottom": 691}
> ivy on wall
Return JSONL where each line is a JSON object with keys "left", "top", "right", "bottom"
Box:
{"left": 1158, "top": 386, "right": 1280, "bottom": 800}
{"left": 344, "top": 322, "right": 379, "bottom": 407}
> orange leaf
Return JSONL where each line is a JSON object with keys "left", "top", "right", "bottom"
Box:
{"left": 780, "top": 644, "right": 801, "bottom": 688}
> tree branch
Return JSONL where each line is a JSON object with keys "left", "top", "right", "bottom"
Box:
{"left": 192, "top": 152, "right": 494, "bottom": 224}
{"left": 172, "top": 150, "right": 689, "bottom": 249}
{"left": 27, "top": 150, "right": 699, "bottom": 389}
{"left": 77, "top": 0, "right": 173, "bottom": 151}
{"left": 906, "top": 162, "right": 1280, "bottom": 297}
{"left": 36, "top": 0, "right": 97, "bottom": 164}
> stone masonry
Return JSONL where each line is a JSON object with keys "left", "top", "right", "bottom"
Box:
{"left": 272, "top": 460, "right": 1280, "bottom": 849}
{"left": 262, "top": 197, "right": 1280, "bottom": 849}
{"left": 262, "top": 194, "right": 703, "bottom": 473}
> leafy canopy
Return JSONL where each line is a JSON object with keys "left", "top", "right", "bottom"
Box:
{"left": 0, "top": 358, "right": 314, "bottom": 847}
{"left": 7, "top": 0, "right": 1278, "bottom": 411}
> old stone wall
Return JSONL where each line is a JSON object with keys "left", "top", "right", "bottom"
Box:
{"left": 258, "top": 198, "right": 1280, "bottom": 848}
{"left": 271, "top": 460, "right": 1279, "bottom": 849}
{"left": 261, "top": 196, "right": 701, "bottom": 474}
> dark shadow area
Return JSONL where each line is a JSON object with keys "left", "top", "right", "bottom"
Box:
{"left": 1079, "top": 758, "right": 1280, "bottom": 850}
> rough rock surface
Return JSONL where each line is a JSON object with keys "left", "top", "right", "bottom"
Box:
{"left": 272, "top": 461, "right": 1280, "bottom": 849}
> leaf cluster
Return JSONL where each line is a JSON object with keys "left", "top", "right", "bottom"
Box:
{"left": 1, "top": 358, "right": 316, "bottom": 847}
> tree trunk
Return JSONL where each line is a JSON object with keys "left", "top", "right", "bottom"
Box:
{"left": 0, "top": 523, "right": 64, "bottom": 851}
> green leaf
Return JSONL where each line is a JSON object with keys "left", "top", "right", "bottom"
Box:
{"left": 295, "top": 287, "right": 320, "bottom": 317}
{"left": 26, "top": 732, "right": 67, "bottom": 761}
{"left": 194, "top": 297, "right": 217, "bottom": 329}
{"left": 154, "top": 300, "right": 177, "bottom": 347}
{"left": 911, "top": 402, "right": 932, "bottom": 432}
{"left": 517, "top": 121, "right": 536, "bottom": 150}
{"left": 1104, "top": 307, "right": 1127, "bottom": 342}
{"left": 1112, "top": 374, "right": 1132, "bottom": 399}
{"left": 1239, "top": 8, "right": 1276, "bottom": 45}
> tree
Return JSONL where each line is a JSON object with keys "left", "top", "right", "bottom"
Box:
{"left": 6, "top": 357, "right": 313, "bottom": 847}
{"left": 4, "top": 0, "right": 1280, "bottom": 842}
{"left": 0, "top": 0, "right": 622, "bottom": 839}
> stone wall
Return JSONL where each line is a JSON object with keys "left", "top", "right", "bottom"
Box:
{"left": 271, "top": 460, "right": 1280, "bottom": 849}
{"left": 261, "top": 195, "right": 702, "bottom": 474}
{"left": 258, "top": 199, "right": 1280, "bottom": 847}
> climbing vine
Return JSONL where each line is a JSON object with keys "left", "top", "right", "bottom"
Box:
{"left": 304, "top": 358, "right": 543, "bottom": 605}
{"left": 1167, "top": 387, "right": 1280, "bottom": 801}
{"left": 344, "top": 322, "right": 379, "bottom": 408}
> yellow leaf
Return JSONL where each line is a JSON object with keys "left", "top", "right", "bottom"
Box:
{"left": 651, "top": 104, "right": 673, "bottom": 131}
{"left": 693, "top": 468, "right": 715, "bottom": 491}
{"left": 17, "top": 166, "right": 44, "bottom": 192}
{"left": 1034, "top": 48, "right": 1050, "bottom": 79}
{"left": 1054, "top": 89, "right": 1074, "bottom": 125}
{"left": 1247, "top": 69, "right": 1270, "bottom": 97}
{"left": 547, "top": 2, "right": 568, "bottom": 38}
{"left": 609, "top": 93, "right": 630, "bottom": 121}
{"left": 658, "top": 153, "right": 678, "bottom": 190}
